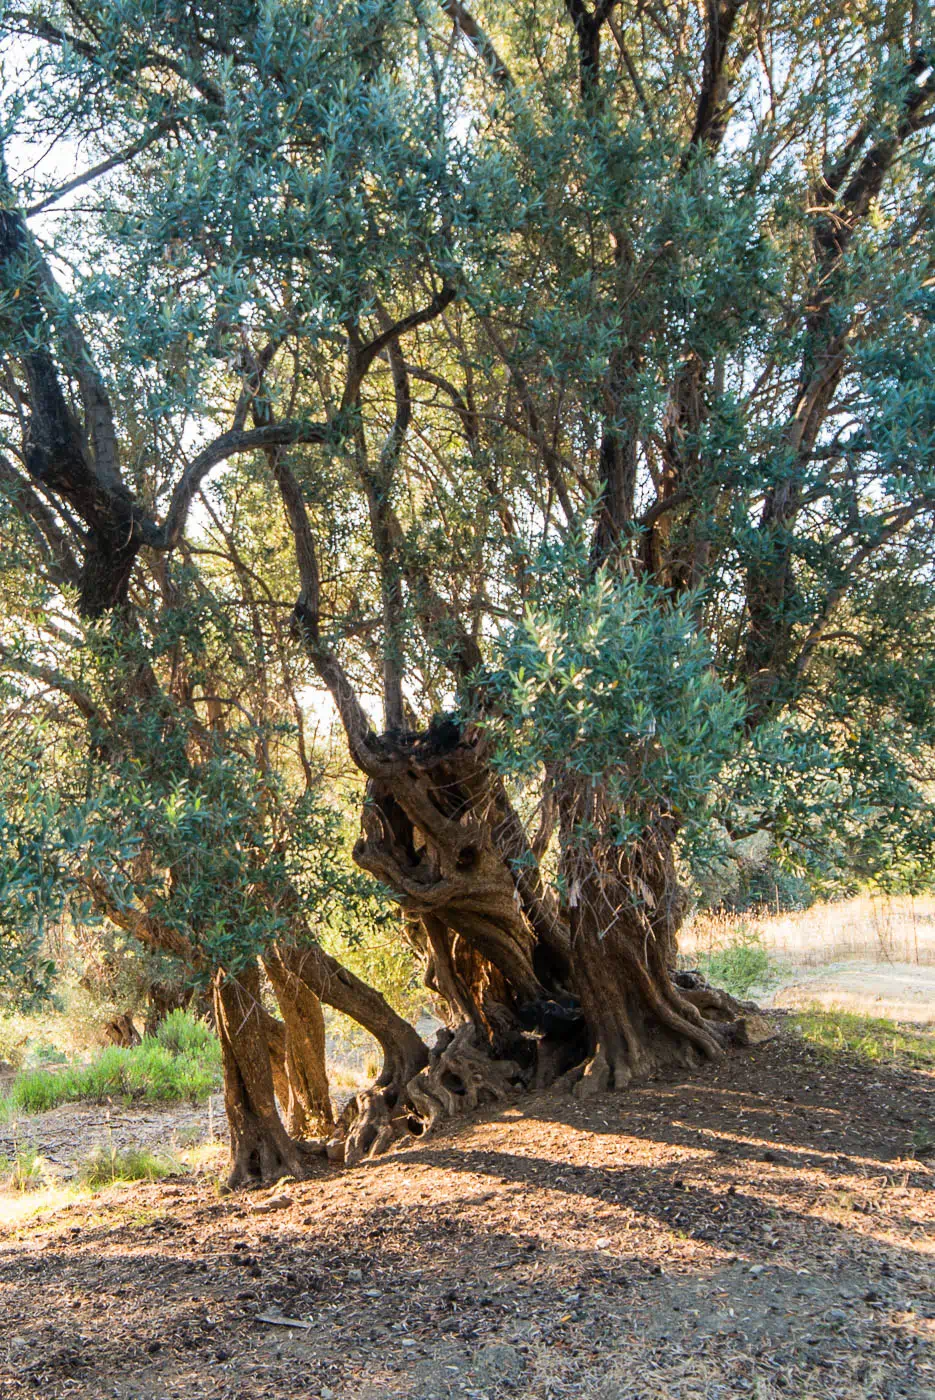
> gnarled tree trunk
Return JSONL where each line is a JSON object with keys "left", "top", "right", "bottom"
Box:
{"left": 267, "top": 937, "right": 430, "bottom": 1165}
{"left": 560, "top": 803, "right": 725, "bottom": 1093}
{"left": 351, "top": 727, "right": 575, "bottom": 1041}
{"left": 340, "top": 730, "right": 746, "bottom": 1137}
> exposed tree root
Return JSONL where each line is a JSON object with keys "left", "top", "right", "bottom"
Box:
{"left": 332, "top": 1024, "right": 527, "bottom": 1166}
{"left": 406, "top": 1024, "right": 524, "bottom": 1132}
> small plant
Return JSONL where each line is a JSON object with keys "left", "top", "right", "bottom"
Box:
{"left": 0, "top": 1145, "right": 49, "bottom": 1193}
{"left": 154, "top": 1008, "right": 215, "bottom": 1057}
{"left": 695, "top": 927, "right": 774, "bottom": 998}
{"left": 77, "top": 1145, "right": 181, "bottom": 1190}
{"left": 911, "top": 1124, "right": 935, "bottom": 1158}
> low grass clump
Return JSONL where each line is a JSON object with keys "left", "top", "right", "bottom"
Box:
{"left": 77, "top": 1145, "right": 181, "bottom": 1190}
{"left": 0, "top": 1145, "right": 49, "bottom": 1193}
{"left": 793, "top": 1006, "right": 935, "bottom": 1068}
{"left": 2, "top": 1011, "right": 221, "bottom": 1116}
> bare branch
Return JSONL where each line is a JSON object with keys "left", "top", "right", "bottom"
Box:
{"left": 152, "top": 419, "right": 333, "bottom": 551}
{"left": 439, "top": 0, "right": 515, "bottom": 89}
{"left": 342, "top": 285, "right": 456, "bottom": 409}
{"left": 0, "top": 452, "right": 81, "bottom": 586}
{"left": 25, "top": 120, "right": 177, "bottom": 217}
{"left": 0, "top": 643, "right": 99, "bottom": 723}
{"left": 791, "top": 502, "right": 931, "bottom": 685}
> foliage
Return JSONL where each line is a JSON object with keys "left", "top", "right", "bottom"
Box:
{"left": 694, "top": 929, "right": 774, "bottom": 999}
{"left": 484, "top": 553, "right": 744, "bottom": 881}
{"left": 0, "top": 554, "right": 389, "bottom": 996}
{"left": 3, "top": 1015, "right": 221, "bottom": 1114}
{"left": 153, "top": 1009, "right": 215, "bottom": 1058}
{"left": 793, "top": 1008, "right": 935, "bottom": 1069}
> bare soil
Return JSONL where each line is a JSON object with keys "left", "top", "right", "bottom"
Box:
{"left": 1, "top": 1019, "right": 933, "bottom": 1400}
{"left": 766, "top": 961, "right": 935, "bottom": 1023}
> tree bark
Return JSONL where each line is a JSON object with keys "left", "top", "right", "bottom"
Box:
{"left": 213, "top": 967, "right": 319, "bottom": 1188}
{"left": 349, "top": 726, "right": 577, "bottom": 1048}
{"left": 101, "top": 1013, "right": 141, "bottom": 1048}
{"left": 561, "top": 808, "right": 725, "bottom": 1092}
{"left": 263, "top": 953, "right": 334, "bottom": 1138}
{"left": 267, "top": 937, "right": 429, "bottom": 1164}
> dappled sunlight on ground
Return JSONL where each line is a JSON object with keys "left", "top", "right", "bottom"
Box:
{"left": 1, "top": 1025, "right": 933, "bottom": 1399}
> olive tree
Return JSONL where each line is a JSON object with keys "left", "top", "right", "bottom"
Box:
{"left": 2, "top": 0, "right": 934, "bottom": 1168}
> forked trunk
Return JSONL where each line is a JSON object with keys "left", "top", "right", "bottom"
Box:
{"left": 267, "top": 938, "right": 430, "bottom": 1165}
{"left": 263, "top": 954, "right": 334, "bottom": 1137}
{"left": 213, "top": 968, "right": 319, "bottom": 1188}
{"left": 269, "top": 938, "right": 428, "bottom": 1088}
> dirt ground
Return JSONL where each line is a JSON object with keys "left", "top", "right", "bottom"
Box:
{"left": 1, "top": 1020, "right": 933, "bottom": 1400}
{"left": 765, "top": 962, "right": 935, "bottom": 1023}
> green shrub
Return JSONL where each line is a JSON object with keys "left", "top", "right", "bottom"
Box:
{"left": 8, "top": 1067, "right": 73, "bottom": 1114}
{"left": 154, "top": 1008, "right": 215, "bottom": 1057}
{"left": 78, "top": 1145, "right": 181, "bottom": 1189}
{"left": 696, "top": 930, "right": 773, "bottom": 997}
{"left": 24, "top": 1042, "right": 68, "bottom": 1069}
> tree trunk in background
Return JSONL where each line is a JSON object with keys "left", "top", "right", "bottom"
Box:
{"left": 101, "top": 1013, "right": 141, "bottom": 1047}
{"left": 213, "top": 968, "right": 317, "bottom": 1188}
{"left": 264, "top": 953, "right": 333, "bottom": 1138}
{"left": 144, "top": 980, "right": 195, "bottom": 1036}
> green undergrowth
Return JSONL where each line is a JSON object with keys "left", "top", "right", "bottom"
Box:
{"left": 0, "top": 1010, "right": 220, "bottom": 1118}
{"left": 694, "top": 929, "right": 777, "bottom": 998}
{"left": 0, "top": 1143, "right": 184, "bottom": 1199}
{"left": 0, "top": 1145, "right": 48, "bottom": 1192}
{"left": 793, "top": 1006, "right": 935, "bottom": 1068}
{"left": 77, "top": 1145, "right": 182, "bottom": 1189}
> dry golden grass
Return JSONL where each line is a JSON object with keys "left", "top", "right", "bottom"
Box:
{"left": 682, "top": 894, "right": 935, "bottom": 967}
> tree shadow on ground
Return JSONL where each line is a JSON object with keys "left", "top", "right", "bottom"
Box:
{"left": 1, "top": 1038, "right": 932, "bottom": 1398}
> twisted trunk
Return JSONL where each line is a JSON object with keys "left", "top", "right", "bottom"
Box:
{"left": 350, "top": 727, "right": 574, "bottom": 1044}
{"left": 267, "top": 938, "right": 430, "bottom": 1165}
{"left": 561, "top": 805, "right": 725, "bottom": 1094}
{"left": 263, "top": 954, "right": 333, "bottom": 1138}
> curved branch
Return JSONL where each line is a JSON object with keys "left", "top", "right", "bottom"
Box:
{"left": 342, "top": 285, "right": 456, "bottom": 410}
{"left": 154, "top": 419, "right": 333, "bottom": 550}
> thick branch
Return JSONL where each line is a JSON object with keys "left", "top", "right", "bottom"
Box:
{"left": 155, "top": 419, "right": 333, "bottom": 550}
{"left": 439, "top": 1, "right": 514, "bottom": 89}
{"left": 687, "top": 1, "right": 745, "bottom": 156}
